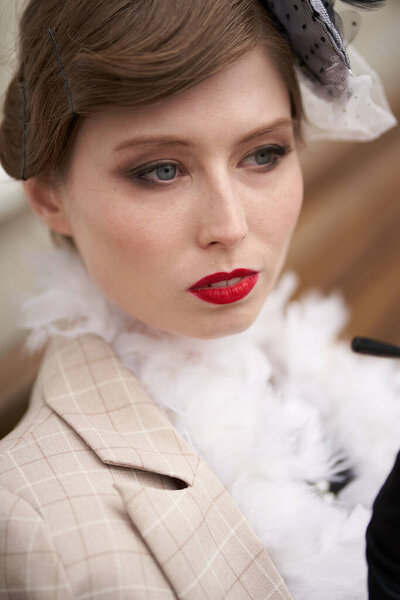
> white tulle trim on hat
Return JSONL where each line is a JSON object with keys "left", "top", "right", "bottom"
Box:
{"left": 300, "top": 45, "right": 398, "bottom": 142}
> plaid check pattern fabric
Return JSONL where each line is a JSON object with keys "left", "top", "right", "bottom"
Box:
{"left": 0, "top": 333, "right": 292, "bottom": 599}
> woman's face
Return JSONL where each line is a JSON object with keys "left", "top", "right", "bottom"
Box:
{"left": 48, "top": 46, "right": 303, "bottom": 338}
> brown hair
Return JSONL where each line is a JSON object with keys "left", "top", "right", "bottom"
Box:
{"left": 0, "top": 0, "right": 303, "bottom": 183}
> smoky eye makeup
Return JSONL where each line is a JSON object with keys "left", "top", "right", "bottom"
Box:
{"left": 115, "top": 136, "right": 295, "bottom": 187}
{"left": 127, "top": 160, "right": 185, "bottom": 185}
{"left": 240, "top": 143, "right": 294, "bottom": 169}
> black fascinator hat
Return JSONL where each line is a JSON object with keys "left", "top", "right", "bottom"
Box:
{"left": 260, "top": 0, "right": 386, "bottom": 98}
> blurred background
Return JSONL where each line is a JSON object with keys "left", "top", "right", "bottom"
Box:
{"left": 0, "top": 0, "right": 399, "bottom": 436}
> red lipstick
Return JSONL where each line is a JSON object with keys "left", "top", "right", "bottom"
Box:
{"left": 188, "top": 269, "right": 259, "bottom": 305}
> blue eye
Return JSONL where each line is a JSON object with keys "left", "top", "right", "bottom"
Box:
{"left": 254, "top": 148, "right": 274, "bottom": 165}
{"left": 130, "top": 161, "right": 180, "bottom": 184}
{"left": 154, "top": 164, "right": 177, "bottom": 181}
{"left": 242, "top": 144, "right": 291, "bottom": 169}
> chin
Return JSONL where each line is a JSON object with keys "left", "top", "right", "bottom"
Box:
{"left": 181, "top": 306, "right": 262, "bottom": 340}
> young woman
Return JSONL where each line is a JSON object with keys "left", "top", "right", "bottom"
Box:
{"left": 0, "top": 1, "right": 398, "bottom": 598}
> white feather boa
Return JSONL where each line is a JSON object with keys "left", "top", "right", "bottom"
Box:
{"left": 20, "top": 244, "right": 400, "bottom": 599}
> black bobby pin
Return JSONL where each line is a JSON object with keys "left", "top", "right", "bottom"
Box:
{"left": 48, "top": 28, "right": 74, "bottom": 114}
{"left": 351, "top": 336, "right": 400, "bottom": 359}
{"left": 20, "top": 82, "right": 27, "bottom": 181}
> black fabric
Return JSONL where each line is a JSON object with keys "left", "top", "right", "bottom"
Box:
{"left": 367, "top": 451, "right": 400, "bottom": 599}
{"left": 330, "top": 465, "right": 354, "bottom": 495}
{"left": 260, "top": 0, "right": 386, "bottom": 99}
{"left": 261, "top": 0, "right": 350, "bottom": 97}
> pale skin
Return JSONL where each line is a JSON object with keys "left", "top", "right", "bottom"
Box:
{"left": 23, "top": 46, "right": 304, "bottom": 339}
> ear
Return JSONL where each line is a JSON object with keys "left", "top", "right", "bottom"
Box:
{"left": 22, "top": 177, "right": 73, "bottom": 236}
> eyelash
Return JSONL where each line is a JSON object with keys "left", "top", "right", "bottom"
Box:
{"left": 128, "top": 143, "right": 293, "bottom": 186}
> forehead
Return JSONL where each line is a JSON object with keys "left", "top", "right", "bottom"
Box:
{"left": 74, "top": 46, "right": 291, "bottom": 154}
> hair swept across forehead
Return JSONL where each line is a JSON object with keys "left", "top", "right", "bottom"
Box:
{"left": 0, "top": 0, "right": 302, "bottom": 180}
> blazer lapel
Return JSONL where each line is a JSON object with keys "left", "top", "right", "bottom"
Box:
{"left": 116, "top": 459, "right": 292, "bottom": 599}
{"left": 41, "top": 332, "right": 198, "bottom": 485}
{"left": 41, "top": 332, "right": 292, "bottom": 599}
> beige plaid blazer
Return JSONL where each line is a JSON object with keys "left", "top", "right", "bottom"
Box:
{"left": 0, "top": 333, "right": 292, "bottom": 599}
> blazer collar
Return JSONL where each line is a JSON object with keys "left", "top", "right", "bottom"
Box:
{"left": 41, "top": 332, "right": 199, "bottom": 486}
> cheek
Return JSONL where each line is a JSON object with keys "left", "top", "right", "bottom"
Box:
{"left": 281, "top": 172, "right": 303, "bottom": 234}
{"left": 101, "top": 207, "right": 186, "bottom": 269}
{"left": 68, "top": 188, "right": 137, "bottom": 253}
{"left": 99, "top": 211, "right": 155, "bottom": 258}
{"left": 254, "top": 166, "right": 303, "bottom": 242}
{"left": 67, "top": 190, "right": 182, "bottom": 289}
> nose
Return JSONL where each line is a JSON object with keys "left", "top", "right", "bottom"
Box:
{"left": 196, "top": 177, "right": 249, "bottom": 250}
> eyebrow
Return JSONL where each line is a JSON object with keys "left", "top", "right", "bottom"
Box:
{"left": 113, "top": 118, "right": 295, "bottom": 153}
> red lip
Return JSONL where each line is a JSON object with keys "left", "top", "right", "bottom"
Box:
{"left": 188, "top": 269, "right": 259, "bottom": 305}
{"left": 189, "top": 269, "right": 257, "bottom": 289}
